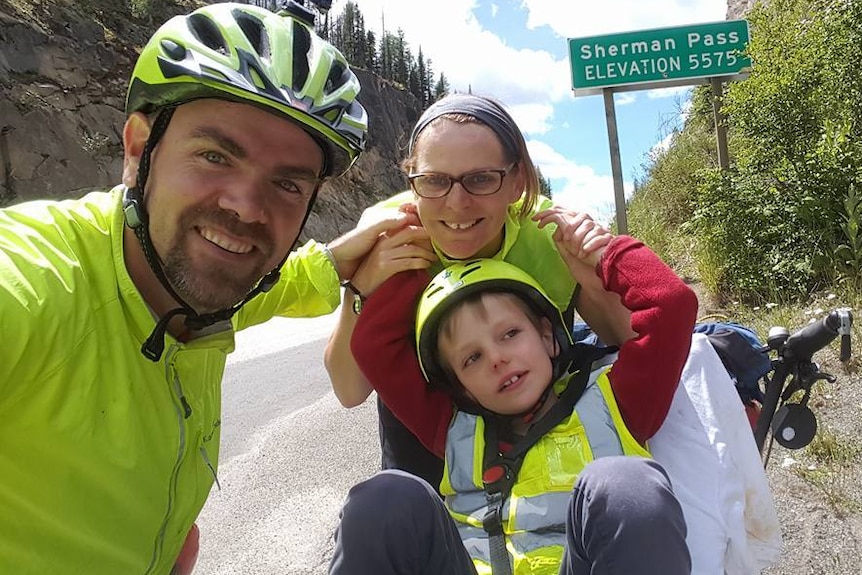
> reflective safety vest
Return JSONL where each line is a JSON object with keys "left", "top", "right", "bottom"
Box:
{"left": 440, "top": 366, "right": 651, "bottom": 575}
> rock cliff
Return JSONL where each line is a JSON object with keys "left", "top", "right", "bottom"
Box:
{"left": 0, "top": 0, "right": 422, "bottom": 242}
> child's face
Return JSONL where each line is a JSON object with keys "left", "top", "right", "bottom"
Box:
{"left": 437, "top": 293, "right": 557, "bottom": 415}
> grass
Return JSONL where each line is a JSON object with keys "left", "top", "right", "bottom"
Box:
{"left": 793, "top": 426, "right": 862, "bottom": 514}
{"left": 699, "top": 284, "right": 862, "bottom": 516}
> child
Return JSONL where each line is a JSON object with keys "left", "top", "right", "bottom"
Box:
{"left": 329, "top": 221, "right": 699, "bottom": 575}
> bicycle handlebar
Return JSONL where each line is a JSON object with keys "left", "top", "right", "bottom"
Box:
{"left": 755, "top": 308, "right": 853, "bottom": 454}
{"left": 781, "top": 309, "right": 853, "bottom": 362}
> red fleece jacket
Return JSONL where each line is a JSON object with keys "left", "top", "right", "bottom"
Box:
{"left": 351, "top": 235, "right": 698, "bottom": 457}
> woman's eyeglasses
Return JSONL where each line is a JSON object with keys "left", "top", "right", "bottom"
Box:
{"left": 408, "top": 163, "right": 516, "bottom": 198}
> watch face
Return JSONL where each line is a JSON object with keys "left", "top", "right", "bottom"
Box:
{"left": 352, "top": 295, "right": 363, "bottom": 315}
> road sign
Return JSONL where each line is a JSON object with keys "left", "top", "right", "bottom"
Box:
{"left": 569, "top": 20, "right": 751, "bottom": 96}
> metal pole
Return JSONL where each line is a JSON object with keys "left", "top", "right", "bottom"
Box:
{"left": 602, "top": 89, "right": 628, "bottom": 235}
{"left": 710, "top": 77, "right": 730, "bottom": 170}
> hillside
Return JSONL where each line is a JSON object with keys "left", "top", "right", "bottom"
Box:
{"left": 0, "top": 0, "right": 422, "bottom": 242}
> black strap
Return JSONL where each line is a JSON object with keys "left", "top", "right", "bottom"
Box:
{"left": 479, "top": 344, "right": 612, "bottom": 574}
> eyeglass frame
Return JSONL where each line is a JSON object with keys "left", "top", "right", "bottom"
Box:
{"left": 407, "top": 162, "right": 518, "bottom": 198}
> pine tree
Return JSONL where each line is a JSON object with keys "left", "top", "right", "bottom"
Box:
{"left": 434, "top": 73, "right": 450, "bottom": 101}
{"left": 536, "top": 166, "right": 553, "bottom": 196}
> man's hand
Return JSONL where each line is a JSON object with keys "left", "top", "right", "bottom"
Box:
{"left": 326, "top": 209, "right": 422, "bottom": 280}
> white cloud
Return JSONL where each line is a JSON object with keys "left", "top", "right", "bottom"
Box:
{"left": 646, "top": 86, "right": 694, "bottom": 100}
{"left": 652, "top": 130, "right": 677, "bottom": 155}
{"left": 527, "top": 139, "right": 632, "bottom": 226}
{"left": 614, "top": 92, "right": 637, "bottom": 106}
{"left": 508, "top": 102, "right": 555, "bottom": 135}
{"left": 339, "top": 0, "right": 571, "bottom": 104}
{"left": 521, "top": 0, "right": 727, "bottom": 37}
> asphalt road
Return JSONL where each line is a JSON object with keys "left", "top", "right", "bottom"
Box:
{"left": 194, "top": 312, "right": 381, "bottom": 575}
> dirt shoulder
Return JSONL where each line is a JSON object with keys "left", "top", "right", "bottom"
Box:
{"left": 691, "top": 280, "right": 862, "bottom": 574}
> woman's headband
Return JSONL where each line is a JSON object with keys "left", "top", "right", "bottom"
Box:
{"left": 408, "top": 94, "right": 522, "bottom": 159}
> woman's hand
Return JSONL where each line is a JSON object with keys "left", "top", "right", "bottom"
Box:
{"left": 324, "top": 213, "right": 435, "bottom": 409}
{"left": 350, "top": 224, "right": 437, "bottom": 296}
{"left": 533, "top": 207, "right": 613, "bottom": 281}
{"left": 326, "top": 209, "right": 423, "bottom": 280}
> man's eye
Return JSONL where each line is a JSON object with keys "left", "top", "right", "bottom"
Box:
{"left": 202, "top": 151, "right": 227, "bottom": 164}
{"left": 278, "top": 179, "right": 304, "bottom": 195}
{"left": 277, "top": 178, "right": 318, "bottom": 197}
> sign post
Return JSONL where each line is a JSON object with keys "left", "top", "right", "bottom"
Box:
{"left": 567, "top": 20, "right": 751, "bottom": 234}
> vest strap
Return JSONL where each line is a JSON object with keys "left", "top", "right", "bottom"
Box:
{"left": 483, "top": 492, "right": 513, "bottom": 575}
{"left": 478, "top": 343, "right": 614, "bottom": 574}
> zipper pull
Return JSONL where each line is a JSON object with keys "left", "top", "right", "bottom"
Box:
{"left": 200, "top": 446, "right": 221, "bottom": 490}
{"left": 180, "top": 395, "right": 192, "bottom": 419}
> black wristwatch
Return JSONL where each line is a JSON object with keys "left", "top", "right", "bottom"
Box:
{"left": 340, "top": 280, "right": 367, "bottom": 315}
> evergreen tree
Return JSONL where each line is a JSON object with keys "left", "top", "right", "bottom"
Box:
{"left": 434, "top": 73, "right": 450, "bottom": 101}
{"left": 536, "top": 166, "right": 553, "bottom": 197}
{"left": 364, "top": 30, "right": 377, "bottom": 70}
{"left": 395, "top": 30, "right": 410, "bottom": 87}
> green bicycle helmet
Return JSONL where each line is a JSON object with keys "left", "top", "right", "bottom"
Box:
{"left": 416, "top": 259, "right": 573, "bottom": 388}
{"left": 126, "top": 1, "right": 367, "bottom": 177}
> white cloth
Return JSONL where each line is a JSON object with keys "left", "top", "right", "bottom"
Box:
{"left": 649, "top": 334, "right": 782, "bottom": 575}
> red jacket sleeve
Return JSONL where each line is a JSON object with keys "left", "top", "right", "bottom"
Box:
{"left": 600, "top": 236, "right": 698, "bottom": 444}
{"left": 350, "top": 270, "right": 453, "bottom": 457}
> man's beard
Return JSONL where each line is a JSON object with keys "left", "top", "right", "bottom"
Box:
{"left": 161, "top": 208, "right": 275, "bottom": 313}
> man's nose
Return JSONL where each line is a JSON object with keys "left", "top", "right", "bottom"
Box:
{"left": 217, "top": 178, "right": 267, "bottom": 224}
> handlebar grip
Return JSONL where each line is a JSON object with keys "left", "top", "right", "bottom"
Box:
{"left": 782, "top": 311, "right": 842, "bottom": 361}
{"left": 838, "top": 308, "right": 853, "bottom": 362}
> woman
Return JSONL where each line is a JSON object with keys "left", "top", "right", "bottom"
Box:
{"left": 324, "top": 93, "right": 633, "bottom": 487}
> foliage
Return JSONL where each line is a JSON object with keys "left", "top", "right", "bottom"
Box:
{"left": 628, "top": 0, "right": 862, "bottom": 302}
{"left": 536, "top": 166, "right": 552, "bottom": 197}
{"left": 835, "top": 183, "right": 862, "bottom": 290}
{"left": 326, "top": 1, "right": 446, "bottom": 107}
{"left": 628, "top": 86, "right": 716, "bottom": 268}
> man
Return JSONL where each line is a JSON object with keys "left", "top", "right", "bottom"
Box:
{"left": 0, "top": 3, "right": 401, "bottom": 573}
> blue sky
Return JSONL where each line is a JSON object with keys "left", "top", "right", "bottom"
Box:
{"left": 331, "top": 0, "right": 731, "bottom": 224}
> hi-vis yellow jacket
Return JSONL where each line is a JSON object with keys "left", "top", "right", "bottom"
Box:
{"left": 0, "top": 187, "right": 340, "bottom": 574}
{"left": 441, "top": 366, "right": 651, "bottom": 575}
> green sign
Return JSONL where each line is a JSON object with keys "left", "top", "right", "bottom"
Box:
{"left": 569, "top": 20, "right": 751, "bottom": 95}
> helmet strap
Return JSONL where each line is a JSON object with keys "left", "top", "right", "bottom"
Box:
{"left": 127, "top": 107, "right": 323, "bottom": 362}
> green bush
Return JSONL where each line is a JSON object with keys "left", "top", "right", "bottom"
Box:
{"left": 628, "top": 0, "right": 862, "bottom": 303}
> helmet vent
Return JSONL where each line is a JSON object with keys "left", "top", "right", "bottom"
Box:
{"left": 291, "top": 21, "right": 312, "bottom": 90}
{"left": 460, "top": 263, "right": 482, "bottom": 279}
{"left": 321, "top": 107, "right": 342, "bottom": 123}
{"left": 424, "top": 285, "right": 444, "bottom": 299}
{"left": 188, "top": 13, "right": 229, "bottom": 55}
{"left": 235, "top": 11, "right": 271, "bottom": 60}
{"left": 324, "top": 61, "right": 346, "bottom": 94}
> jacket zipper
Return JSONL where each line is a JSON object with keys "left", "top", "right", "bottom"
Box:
{"left": 200, "top": 446, "right": 221, "bottom": 491}
{"left": 144, "top": 344, "right": 188, "bottom": 575}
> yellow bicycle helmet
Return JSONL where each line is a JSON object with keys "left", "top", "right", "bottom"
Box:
{"left": 126, "top": 1, "right": 366, "bottom": 176}
{"left": 416, "top": 259, "right": 573, "bottom": 388}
